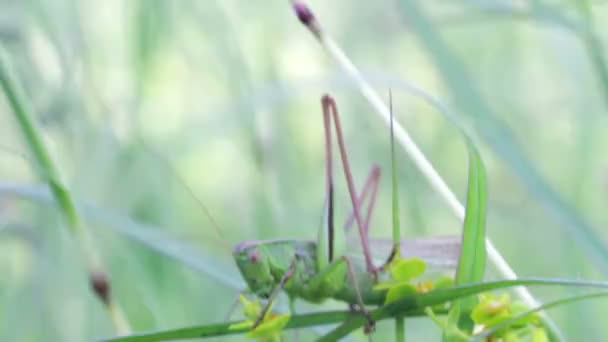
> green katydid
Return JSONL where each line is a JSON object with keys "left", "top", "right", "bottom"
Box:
{"left": 232, "top": 94, "right": 461, "bottom": 334}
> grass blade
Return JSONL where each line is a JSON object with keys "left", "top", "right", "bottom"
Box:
{"left": 102, "top": 278, "right": 608, "bottom": 342}
{"left": 0, "top": 182, "right": 242, "bottom": 289}
{"left": 0, "top": 46, "right": 130, "bottom": 333}
{"left": 455, "top": 142, "right": 487, "bottom": 285}
{"left": 450, "top": 140, "right": 487, "bottom": 335}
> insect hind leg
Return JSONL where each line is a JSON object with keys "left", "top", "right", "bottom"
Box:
{"left": 342, "top": 256, "right": 375, "bottom": 334}
{"left": 343, "top": 164, "right": 382, "bottom": 238}
{"left": 309, "top": 256, "right": 376, "bottom": 333}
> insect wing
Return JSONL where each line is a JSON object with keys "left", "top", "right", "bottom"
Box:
{"left": 346, "top": 235, "right": 461, "bottom": 271}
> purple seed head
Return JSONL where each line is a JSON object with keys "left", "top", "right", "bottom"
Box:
{"left": 293, "top": 1, "right": 314, "bottom": 25}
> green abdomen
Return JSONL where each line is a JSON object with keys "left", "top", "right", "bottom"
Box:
{"left": 267, "top": 240, "right": 388, "bottom": 306}
{"left": 332, "top": 268, "right": 387, "bottom": 306}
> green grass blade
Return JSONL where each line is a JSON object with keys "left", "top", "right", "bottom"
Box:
{"left": 455, "top": 141, "right": 487, "bottom": 285}
{"left": 0, "top": 182, "right": 243, "bottom": 289}
{"left": 397, "top": 0, "right": 608, "bottom": 276}
{"left": 0, "top": 46, "right": 79, "bottom": 231}
{"left": 100, "top": 310, "right": 439, "bottom": 342}
{"left": 103, "top": 277, "right": 608, "bottom": 341}
{"left": 450, "top": 140, "right": 487, "bottom": 336}
{"left": 0, "top": 45, "right": 131, "bottom": 332}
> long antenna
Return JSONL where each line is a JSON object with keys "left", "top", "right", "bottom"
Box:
{"left": 138, "top": 139, "right": 231, "bottom": 250}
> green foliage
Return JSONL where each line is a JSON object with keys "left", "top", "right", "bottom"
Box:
{"left": 471, "top": 293, "right": 544, "bottom": 339}
{"left": 228, "top": 295, "right": 290, "bottom": 341}
{"left": 104, "top": 278, "right": 608, "bottom": 341}
{"left": 472, "top": 291, "right": 608, "bottom": 342}
{"left": 374, "top": 257, "right": 439, "bottom": 305}
{"left": 398, "top": 0, "right": 608, "bottom": 275}
{"left": 454, "top": 142, "right": 487, "bottom": 287}
{"left": 392, "top": 258, "right": 427, "bottom": 282}
{"left": 446, "top": 140, "right": 488, "bottom": 338}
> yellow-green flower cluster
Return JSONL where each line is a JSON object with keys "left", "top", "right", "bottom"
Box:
{"left": 228, "top": 295, "right": 290, "bottom": 341}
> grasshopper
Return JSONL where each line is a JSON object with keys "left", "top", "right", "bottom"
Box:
{"left": 232, "top": 94, "right": 461, "bottom": 332}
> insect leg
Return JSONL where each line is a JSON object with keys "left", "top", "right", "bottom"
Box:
{"left": 343, "top": 164, "right": 382, "bottom": 237}
{"left": 342, "top": 256, "right": 375, "bottom": 333}
{"left": 322, "top": 94, "right": 336, "bottom": 263}
{"left": 252, "top": 262, "right": 296, "bottom": 329}
{"left": 322, "top": 95, "right": 375, "bottom": 273}
{"left": 224, "top": 291, "right": 245, "bottom": 321}
{"left": 307, "top": 256, "right": 375, "bottom": 331}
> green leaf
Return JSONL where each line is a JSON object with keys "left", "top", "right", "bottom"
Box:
{"left": 448, "top": 140, "right": 487, "bottom": 336}
{"left": 434, "top": 277, "right": 455, "bottom": 289}
{"left": 390, "top": 258, "right": 427, "bottom": 282}
{"left": 503, "top": 331, "right": 521, "bottom": 342}
{"left": 373, "top": 281, "right": 398, "bottom": 291}
{"left": 455, "top": 141, "right": 487, "bottom": 286}
{"left": 471, "top": 293, "right": 511, "bottom": 326}
{"left": 532, "top": 327, "right": 550, "bottom": 342}
{"left": 443, "top": 303, "right": 468, "bottom": 342}
{"left": 239, "top": 295, "right": 263, "bottom": 321}
{"left": 246, "top": 314, "right": 290, "bottom": 339}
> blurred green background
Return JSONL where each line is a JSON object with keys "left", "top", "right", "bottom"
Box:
{"left": 1, "top": 0, "right": 607, "bottom": 341}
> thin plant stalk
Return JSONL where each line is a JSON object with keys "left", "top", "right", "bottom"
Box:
{"left": 0, "top": 46, "right": 131, "bottom": 334}
{"left": 395, "top": 317, "right": 405, "bottom": 342}
{"left": 290, "top": 1, "right": 561, "bottom": 338}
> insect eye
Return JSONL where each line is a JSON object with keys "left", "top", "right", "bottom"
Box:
{"left": 248, "top": 251, "right": 261, "bottom": 263}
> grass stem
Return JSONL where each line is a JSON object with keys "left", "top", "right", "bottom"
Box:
{"left": 0, "top": 45, "right": 131, "bottom": 334}
{"left": 395, "top": 317, "right": 405, "bottom": 342}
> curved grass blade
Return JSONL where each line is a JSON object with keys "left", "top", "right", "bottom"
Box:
{"left": 0, "top": 182, "right": 242, "bottom": 288}
{"left": 455, "top": 141, "right": 487, "bottom": 285}
{"left": 102, "top": 278, "right": 608, "bottom": 342}
{"left": 450, "top": 140, "right": 487, "bottom": 335}
{"left": 99, "top": 310, "right": 439, "bottom": 342}
{"left": 0, "top": 46, "right": 131, "bottom": 332}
